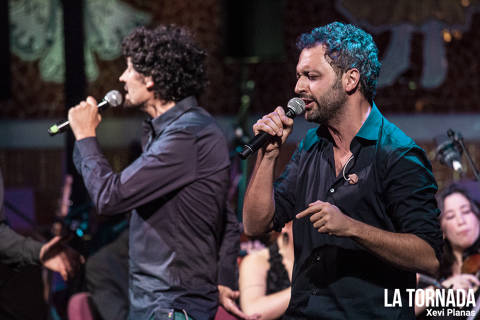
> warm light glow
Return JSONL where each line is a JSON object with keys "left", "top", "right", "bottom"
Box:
{"left": 461, "top": 0, "right": 470, "bottom": 7}
{"left": 443, "top": 29, "right": 452, "bottom": 42}
{"left": 415, "top": 100, "right": 425, "bottom": 112}
{"left": 453, "top": 30, "right": 463, "bottom": 40}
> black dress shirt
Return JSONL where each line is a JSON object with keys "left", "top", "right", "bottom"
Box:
{"left": 273, "top": 104, "right": 443, "bottom": 319}
{"left": 74, "top": 97, "right": 236, "bottom": 320}
{"left": 0, "top": 170, "right": 42, "bottom": 269}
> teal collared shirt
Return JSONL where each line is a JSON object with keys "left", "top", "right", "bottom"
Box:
{"left": 356, "top": 102, "right": 383, "bottom": 141}
{"left": 273, "top": 102, "right": 442, "bottom": 319}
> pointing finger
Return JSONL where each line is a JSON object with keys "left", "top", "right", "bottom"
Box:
{"left": 308, "top": 200, "right": 325, "bottom": 207}
{"left": 296, "top": 204, "right": 322, "bottom": 219}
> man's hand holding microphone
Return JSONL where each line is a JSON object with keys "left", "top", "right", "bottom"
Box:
{"left": 238, "top": 98, "right": 305, "bottom": 159}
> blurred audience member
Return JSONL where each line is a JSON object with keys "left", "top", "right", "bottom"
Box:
{"left": 416, "top": 183, "right": 480, "bottom": 318}
{"left": 0, "top": 169, "right": 84, "bottom": 279}
{"left": 85, "top": 227, "right": 129, "bottom": 320}
{"left": 239, "top": 222, "right": 293, "bottom": 320}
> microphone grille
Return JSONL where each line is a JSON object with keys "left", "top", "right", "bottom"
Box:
{"left": 287, "top": 97, "right": 305, "bottom": 115}
{"left": 104, "top": 90, "right": 123, "bottom": 107}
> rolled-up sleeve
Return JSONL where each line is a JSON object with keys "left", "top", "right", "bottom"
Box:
{"left": 384, "top": 146, "right": 444, "bottom": 262}
{"left": 74, "top": 128, "right": 197, "bottom": 215}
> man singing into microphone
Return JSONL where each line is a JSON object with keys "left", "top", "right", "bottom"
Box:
{"left": 68, "top": 25, "right": 246, "bottom": 320}
{"left": 243, "top": 22, "right": 443, "bottom": 319}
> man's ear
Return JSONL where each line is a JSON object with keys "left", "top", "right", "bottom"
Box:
{"left": 145, "top": 76, "right": 155, "bottom": 89}
{"left": 344, "top": 68, "right": 360, "bottom": 93}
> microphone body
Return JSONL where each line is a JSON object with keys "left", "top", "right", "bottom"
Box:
{"left": 48, "top": 90, "right": 123, "bottom": 136}
{"left": 238, "top": 98, "right": 305, "bottom": 159}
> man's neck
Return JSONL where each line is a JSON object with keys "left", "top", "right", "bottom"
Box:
{"left": 327, "top": 98, "right": 371, "bottom": 152}
{"left": 143, "top": 99, "right": 176, "bottom": 119}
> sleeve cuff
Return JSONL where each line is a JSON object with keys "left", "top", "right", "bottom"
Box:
{"left": 414, "top": 231, "right": 444, "bottom": 265}
{"left": 23, "top": 238, "right": 43, "bottom": 266}
{"left": 75, "top": 137, "right": 102, "bottom": 159}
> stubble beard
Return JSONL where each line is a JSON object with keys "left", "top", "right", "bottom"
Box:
{"left": 305, "top": 78, "right": 347, "bottom": 125}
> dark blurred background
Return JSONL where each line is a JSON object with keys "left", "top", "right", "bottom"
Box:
{"left": 1, "top": 1, "right": 480, "bottom": 316}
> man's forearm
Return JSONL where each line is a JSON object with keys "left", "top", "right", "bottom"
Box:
{"left": 243, "top": 151, "right": 277, "bottom": 236}
{"left": 0, "top": 223, "right": 42, "bottom": 268}
{"left": 347, "top": 218, "right": 439, "bottom": 276}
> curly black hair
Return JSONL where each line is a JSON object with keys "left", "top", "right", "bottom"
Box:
{"left": 297, "top": 22, "right": 381, "bottom": 104}
{"left": 122, "top": 25, "right": 207, "bottom": 102}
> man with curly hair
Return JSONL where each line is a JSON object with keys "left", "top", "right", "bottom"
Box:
{"left": 68, "top": 25, "right": 246, "bottom": 320}
{"left": 243, "top": 22, "right": 443, "bottom": 319}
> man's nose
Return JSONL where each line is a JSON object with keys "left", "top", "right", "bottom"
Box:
{"left": 295, "top": 77, "right": 307, "bottom": 95}
{"left": 119, "top": 70, "right": 127, "bottom": 82}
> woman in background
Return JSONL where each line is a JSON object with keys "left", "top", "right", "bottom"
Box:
{"left": 239, "top": 222, "right": 293, "bottom": 320}
{"left": 416, "top": 183, "right": 480, "bottom": 318}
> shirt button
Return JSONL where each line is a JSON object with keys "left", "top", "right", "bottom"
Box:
{"left": 329, "top": 188, "right": 335, "bottom": 193}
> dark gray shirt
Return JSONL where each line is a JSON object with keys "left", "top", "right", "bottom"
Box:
{"left": 74, "top": 97, "right": 233, "bottom": 320}
{"left": 0, "top": 170, "right": 42, "bottom": 269}
{"left": 273, "top": 104, "right": 443, "bottom": 320}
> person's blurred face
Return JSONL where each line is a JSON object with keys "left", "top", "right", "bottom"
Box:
{"left": 119, "top": 58, "right": 154, "bottom": 108}
{"left": 441, "top": 192, "right": 480, "bottom": 251}
{"left": 294, "top": 45, "right": 347, "bottom": 124}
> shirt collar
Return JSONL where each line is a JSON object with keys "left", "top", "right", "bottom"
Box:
{"left": 315, "top": 102, "right": 382, "bottom": 145}
{"left": 143, "top": 96, "right": 198, "bottom": 137}
{"left": 355, "top": 102, "right": 382, "bottom": 141}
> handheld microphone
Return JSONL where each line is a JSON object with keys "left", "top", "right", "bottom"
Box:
{"left": 435, "top": 130, "right": 463, "bottom": 173}
{"left": 48, "top": 90, "right": 123, "bottom": 136}
{"left": 238, "top": 97, "right": 305, "bottom": 159}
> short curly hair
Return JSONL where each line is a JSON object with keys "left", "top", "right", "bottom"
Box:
{"left": 122, "top": 25, "right": 207, "bottom": 102}
{"left": 296, "top": 22, "right": 381, "bottom": 103}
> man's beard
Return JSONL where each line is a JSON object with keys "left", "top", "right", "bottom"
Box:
{"left": 305, "top": 78, "right": 347, "bottom": 124}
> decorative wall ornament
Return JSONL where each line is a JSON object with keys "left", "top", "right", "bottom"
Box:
{"left": 335, "top": 0, "right": 480, "bottom": 89}
{"left": 10, "top": 0, "right": 151, "bottom": 83}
